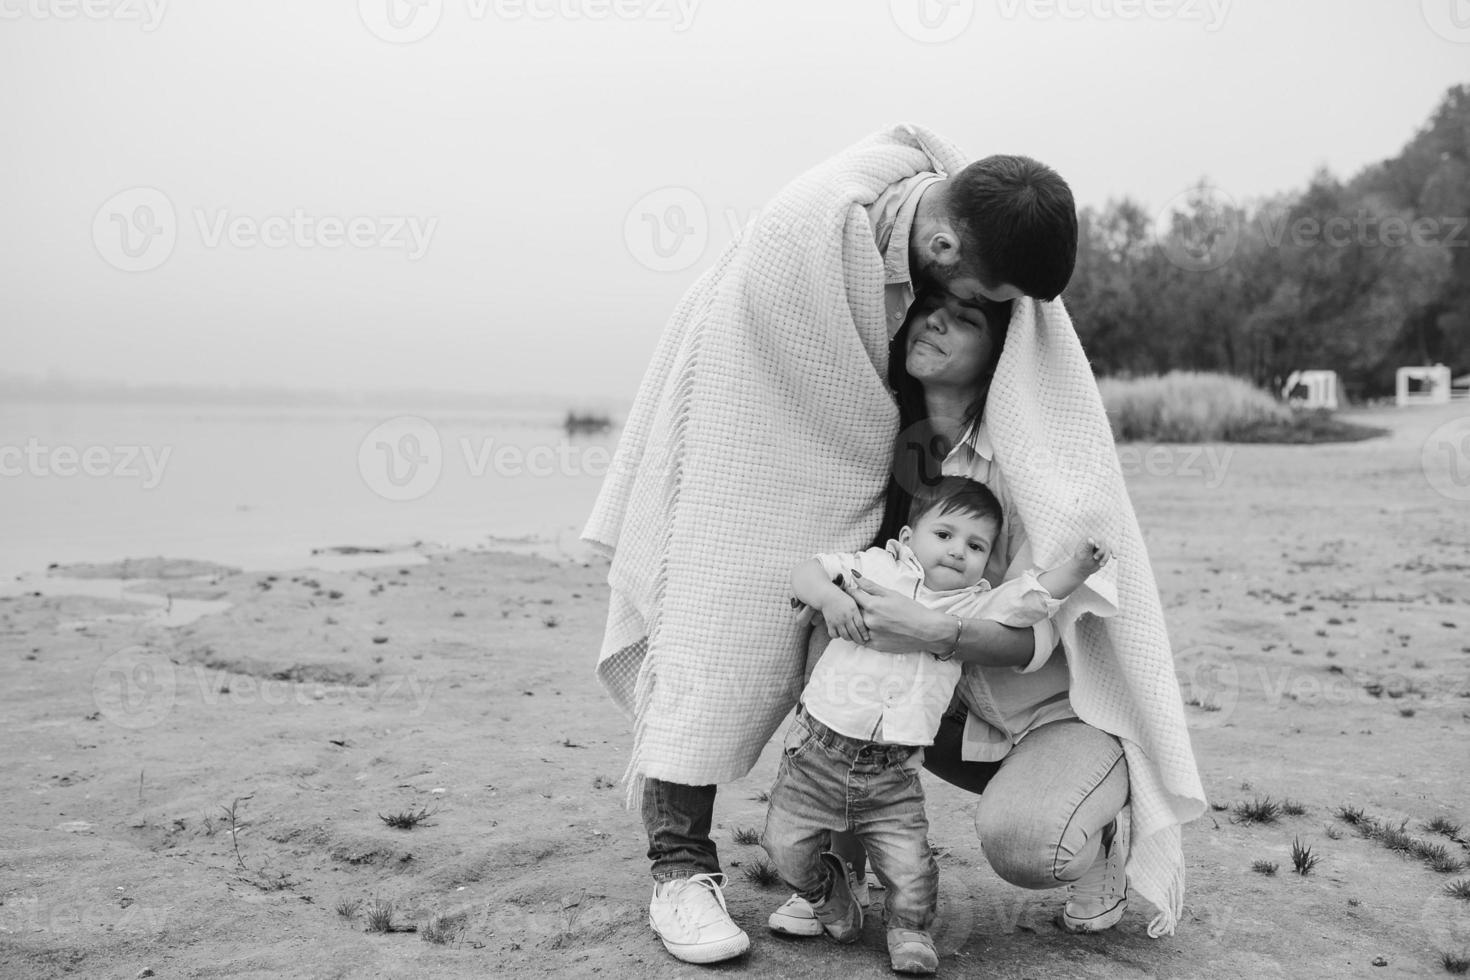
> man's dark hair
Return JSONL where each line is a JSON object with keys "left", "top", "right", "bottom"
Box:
{"left": 948, "top": 154, "right": 1078, "bottom": 302}
{"left": 907, "top": 475, "right": 1002, "bottom": 534}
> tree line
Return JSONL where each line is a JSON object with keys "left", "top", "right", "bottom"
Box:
{"left": 1066, "top": 84, "right": 1469, "bottom": 400}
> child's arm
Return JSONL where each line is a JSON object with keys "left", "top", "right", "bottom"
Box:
{"left": 934, "top": 540, "right": 1110, "bottom": 671}
{"left": 1036, "top": 537, "right": 1112, "bottom": 602}
{"left": 792, "top": 558, "right": 870, "bottom": 645}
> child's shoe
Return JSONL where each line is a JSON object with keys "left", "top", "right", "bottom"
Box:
{"left": 886, "top": 928, "right": 938, "bottom": 974}
{"left": 768, "top": 869, "right": 879, "bottom": 935}
{"left": 810, "top": 851, "right": 862, "bottom": 943}
{"left": 767, "top": 894, "right": 824, "bottom": 936}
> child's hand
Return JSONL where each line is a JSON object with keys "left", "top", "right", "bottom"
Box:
{"left": 820, "top": 593, "right": 869, "bottom": 645}
{"left": 1071, "top": 538, "right": 1112, "bottom": 574}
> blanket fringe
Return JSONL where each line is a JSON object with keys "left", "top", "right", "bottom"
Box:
{"left": 1145, "top": 859, "right": 1185, "bottom": 938}
{"left": 621, "top": 658, "right": 656, "bottom": 810}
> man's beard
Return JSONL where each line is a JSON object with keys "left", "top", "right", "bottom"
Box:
{"left": 913, "top": 260, "right": 947, "bottom": 294}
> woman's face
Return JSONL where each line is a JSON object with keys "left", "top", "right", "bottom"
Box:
{"left": 903, "top": 298, "right": 998, "bottom": 391}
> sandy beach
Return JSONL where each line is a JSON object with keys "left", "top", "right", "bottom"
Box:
{"left": 3, "top": 402, "right": 1468, "bottom": 980}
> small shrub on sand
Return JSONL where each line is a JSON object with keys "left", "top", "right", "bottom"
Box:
{"left": 1282, "top": 799, "right": 1307, "bottom": 816}
{"left": 421, "top": 913, "right": 467, "bottom": 945}
{"left": 1365, "top": 819, "right": 1416, "bottom": 854}
{"left": 1348, "top": 812, "right": 1464, "bottom": 872}
{"left": 731, "top": 826, "right": 761, "bottom": 846}
{"left": 365, "top": 897, "right": 396, "bottom": 933}
{"left": 336, "top": 898, "right": 362, "bottom": 919}
{"left": 1233, "top": 797, "right": 1281, "bottom": 824}
{"left": 1444, "top": 879, "right": 1470, "bottom": 901}
{"left": 1291, "top": 838, "right": 1319, "bottom": 875}
{"left": 1426, "top": 817, "right": 1465, "bottom": 840}
{"left": 1251, "top": 860, "right": 1278, "bottom": 876}
{"left": 742, "top": 858, "right": 782, "bottom": 888}
{"left": 1443, "top": 951, "right": 1470, "bottom": 974}
{"left": 380, "top": 806, "right": 436, "bottom": 830}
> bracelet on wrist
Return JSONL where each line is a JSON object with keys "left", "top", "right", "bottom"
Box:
{"left": 934, "top": 615, "right": 963, "bottom": 662}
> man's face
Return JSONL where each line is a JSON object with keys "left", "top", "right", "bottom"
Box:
{"left": 944, "top": 273, "right": 1024, "bottom": 304}
{"left": 917, "top": 250, "right": 1023, "bottom": 304}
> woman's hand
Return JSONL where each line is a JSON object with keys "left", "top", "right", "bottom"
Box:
{"left": 841, "top": 574, "right": 950, "bottom": 654}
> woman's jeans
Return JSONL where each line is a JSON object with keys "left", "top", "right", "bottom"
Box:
{"left": 920, "top": 707, "right": 1129, "bottom": 888}
{"left": 641, "top": 707, "right": 1128, "bottom": 892}
{"left": 760, "top": 708, "right": 938, "bottom": 931}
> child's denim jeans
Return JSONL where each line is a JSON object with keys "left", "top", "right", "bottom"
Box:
{"left": 761, "top": 706, "right": 938, "bottom": 931}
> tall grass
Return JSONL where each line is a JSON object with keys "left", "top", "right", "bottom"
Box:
{"left": 1099, "top": 372, "right": 1289, "bottom": 443}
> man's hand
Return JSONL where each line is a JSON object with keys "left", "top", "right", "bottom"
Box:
{"left": 841, "top": 573, "right": 945, "bottom": 654}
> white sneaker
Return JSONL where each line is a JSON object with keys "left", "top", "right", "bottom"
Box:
{"left": 767, "top": 872, "right": 877, "bottom": 936}
{"left": 768, "top": 893, "right": 824, "bottom": 936}
{"left": 648, "top": 873, "right": 750, "bottom": 964}
{"left": 1061, "top": 817, "right": 1129, "bottom": 933}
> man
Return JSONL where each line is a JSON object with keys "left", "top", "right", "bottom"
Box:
{"left": 585, "top": 126, "right": 1079, "bottom": 965}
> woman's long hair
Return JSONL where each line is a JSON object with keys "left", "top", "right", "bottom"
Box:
{"left": 872, "top": 294, "right": 1013, "bottom": 546}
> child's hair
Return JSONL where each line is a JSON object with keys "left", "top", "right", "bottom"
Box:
{"left": 907, "top": 476, "right": 1002, "bottom": 534}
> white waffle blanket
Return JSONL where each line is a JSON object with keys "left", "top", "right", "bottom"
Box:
{"left": 985, "top": 299, "right": 1206, "bottom": 935}
{"left": 584, "top": 124, "right": 1204, "bottom": 937}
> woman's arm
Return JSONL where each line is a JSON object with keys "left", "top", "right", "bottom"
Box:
{"left": 842, "top": 575, "right": 1034, "bottom": 667}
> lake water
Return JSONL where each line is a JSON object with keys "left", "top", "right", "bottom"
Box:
{"left": 0, "top": 402, "right": 618, "bottom": 584}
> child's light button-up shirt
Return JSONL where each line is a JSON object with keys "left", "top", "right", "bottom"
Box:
{"left": 800, "top": 540, "right": 1061, "bottom": 747}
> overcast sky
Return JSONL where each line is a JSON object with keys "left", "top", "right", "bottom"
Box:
{"left": 2, "top": 0, "right": 1465, "bottom": 402}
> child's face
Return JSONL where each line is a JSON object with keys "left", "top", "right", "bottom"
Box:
{"left": 900, "top": 508, "right": 999, "bottom": 591}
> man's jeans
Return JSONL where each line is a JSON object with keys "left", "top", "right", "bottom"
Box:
{"left": 761, "top": 707, "right": 937, "bottom": 931}
{"left": 642, "top": 778, "right": 721, "bottom": 883}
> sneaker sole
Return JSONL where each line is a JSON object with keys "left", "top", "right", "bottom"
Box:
{"left": 1060, "top": 897, "right": 1128, "bottom": 934}
{"left": 768, "top": 911, "right": 823, "bottom": 937}
{"left": 891, "top": 954, "right": 939, "bottom": 975}
{"left": 650, "top": 918, "right": 751, "bottom": 964}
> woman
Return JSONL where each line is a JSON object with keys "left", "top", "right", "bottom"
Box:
{"left": 770, "top": 292, "right": 1134, "bottom": 937}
